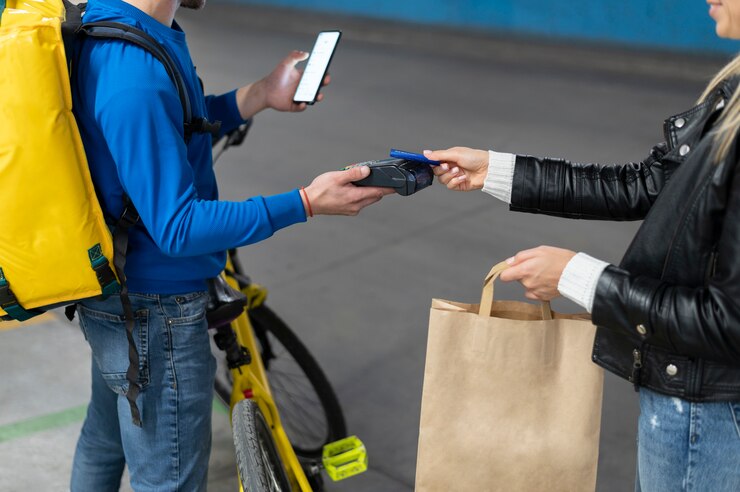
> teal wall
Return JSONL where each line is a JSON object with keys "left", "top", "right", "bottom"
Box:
{"left": 230, "top": 0, "right": 738, "bottom": 55}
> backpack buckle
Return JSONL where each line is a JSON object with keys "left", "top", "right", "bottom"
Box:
{"left": 119, "top": 206, "right": 140, "bottom": 228}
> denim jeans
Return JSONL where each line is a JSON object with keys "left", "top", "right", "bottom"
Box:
{"left": 70, "top": 291, "right": 215, "bottom": 492}
{"left": 635, "top": 387, "right": 740, "bottom": 492}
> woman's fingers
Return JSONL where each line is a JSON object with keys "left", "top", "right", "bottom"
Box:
{"left": 432, "top": 163, "right": 450, "bottom": 176}
{"left": 424, "top": 148, "right": 462, "bottom": 164}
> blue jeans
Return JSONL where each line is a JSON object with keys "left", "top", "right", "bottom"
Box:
{"left": 635, "top": 387, "right": 740, "bottom": 492}
{"left": 70, "top": 292, "right": 216, "bottom": 492}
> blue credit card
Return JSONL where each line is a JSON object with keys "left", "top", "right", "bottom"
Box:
{"left": 389, "top": 149, "right": 441, "bottom": 165}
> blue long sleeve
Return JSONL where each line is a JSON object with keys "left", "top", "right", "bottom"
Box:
{"left": 72, "top": 0, "right": 306, "bottom": 293}
{"left": 205, "top": 91, "right": 245, "bottom": 138}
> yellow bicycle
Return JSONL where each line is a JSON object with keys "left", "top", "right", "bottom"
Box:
{"left": 208, "top": 249, "right": 368, "bottom": 491}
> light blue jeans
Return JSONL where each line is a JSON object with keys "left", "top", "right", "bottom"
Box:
{"left": 635, "top": 387, "right": 740, "bottom": 492}
{"left": 70, "top": 291, "right": 216, "bottom": 492}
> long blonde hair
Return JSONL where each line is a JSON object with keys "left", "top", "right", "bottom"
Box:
{"left": 699, "top": 54, "right": 740, "bottom": 162}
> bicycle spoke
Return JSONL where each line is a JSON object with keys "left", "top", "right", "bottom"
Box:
{"left": 270, "top": 364, "right": 320, "bottom": 387}
{"left": 265, "top": 367, "right": 314, "bottom": 379}
{"left": 269, "top": 376, "right": 321, "bottom": 406}
{"left": 275, "top": 395, "right": 326, "bottom": 434}
{"left": 259, "top": 435, "right": 284, "bottom": 492}
{"left": 256, "top": 334, "right": 332, "bottom": 448}
{"left": 269, "top": 383, "right": 328, "bottom": 442}
{"left": 270, "top": 380, "right": 328, "bottom": 433}
{"left": 261, "top": 334, "right": 334, "bottom": 445}
{"left": 270, "top": 378, "right": 323, "bottom": 410}
{"left": 279, "top": 412, "right": 326, "bottom": 445}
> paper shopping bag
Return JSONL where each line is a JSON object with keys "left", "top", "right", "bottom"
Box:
{"left": 415, "top": 261, "right": 604, "bottom": 492}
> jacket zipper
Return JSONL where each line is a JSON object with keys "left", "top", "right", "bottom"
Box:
{"left": 631, "top": 348, "right": 643, "bottom": 392}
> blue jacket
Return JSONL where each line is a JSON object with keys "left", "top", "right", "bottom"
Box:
{"left": 72, "top": 0, "right": 306, "bottom": 294}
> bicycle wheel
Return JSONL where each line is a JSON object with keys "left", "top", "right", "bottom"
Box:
{"left": 213, "top": 304, "right": 347, "bottom": 457}
{"left": 232, "top": 399, "right": 292, "bottom": 492}
{"left": 248, "top": 305, "right": 347, "bottom": 457}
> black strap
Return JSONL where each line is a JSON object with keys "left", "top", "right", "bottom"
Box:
{"left": 188, "top": 117, "right": 221, "bottom": 140}
{"left": 70, "top": 12, "right": 221, "bottom": 143}
{"left": 0, "top": 268, "right": 43, "bottom": 321}
{"left": 78, "top": 22, "right": 221, "bottom": 142}
{"left": 61, "top": 0, "right": 84, "bottom": 56}
{"left": 79, "top": 21, "right": 193, "bottom": 137}
{"left": 72, "top": 21, "right": 222, "bottom": 426}
{"left": 64, "top": 304, "right": 77, "bottom": 322}
{"left": 111, "top": 196, "right": 143, "bottom": 426}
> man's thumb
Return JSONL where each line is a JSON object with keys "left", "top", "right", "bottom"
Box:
{"left": 345, "top": 165, "right": 371, "bottom": 183}
{"left": 287, "top": 50, "right": 309, "bottom": 66}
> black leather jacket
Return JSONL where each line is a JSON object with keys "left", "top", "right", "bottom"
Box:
{"left": 510, "top": 80, "right": 740, "bottom": 402}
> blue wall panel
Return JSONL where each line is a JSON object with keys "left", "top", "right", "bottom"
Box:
{"left": 229, "top": 0, "right": 738, "bottom": 54}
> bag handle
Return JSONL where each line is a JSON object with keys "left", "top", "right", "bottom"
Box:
{"left": 479, "top": 260, "right": 553, "bottom": 320}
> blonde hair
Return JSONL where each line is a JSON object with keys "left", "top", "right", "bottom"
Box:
{"left": 699, "top": 54, "right": 740, "bottom": 162}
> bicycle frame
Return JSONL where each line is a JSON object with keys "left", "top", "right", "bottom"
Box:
{"left": 221, "top": 255, "right": 314, "bottom": 492}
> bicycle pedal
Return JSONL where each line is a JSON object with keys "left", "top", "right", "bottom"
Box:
{"left": 321, "top": 436, "right": 368, "bottom": 481}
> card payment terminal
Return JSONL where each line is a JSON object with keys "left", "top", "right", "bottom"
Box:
{"left": 346, "top": 158, "right": 434, "bottom": 196}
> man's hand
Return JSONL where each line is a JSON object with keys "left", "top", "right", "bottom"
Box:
{"left": 303, "top": 166, "right": 394, "bottom": 216}
{"left": 423, "top": 147, "right": 488, "bottom": 192}
{"left": 236, "top": 51, "right": 331, "bottom": 119}
{"left": 499, "top": 246, "right": 577, "bottom": 301}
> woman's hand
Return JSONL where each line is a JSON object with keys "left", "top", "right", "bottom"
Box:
{"left": 236, "top": 51, "right": 331, "bottom": 118}
{"left": 423, "top": 147, "right": 488, "bottom": 191}
{"left": 499, "top": 246, "right": 577, "bottom": 301}
{"left": 303, "top": 166, "right": 394, "bottom": 217}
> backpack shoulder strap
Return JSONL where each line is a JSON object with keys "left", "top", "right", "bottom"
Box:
{"left": 61, "top": 0, "right": 84, "bottom": 55}
{"left": 65, "top": 16, "right": 221, "bottom": 428}
{"left": 78, "top": 21, "right": 195, "bottom": 137}
{"left": 78, "top": 22, "right": 222, "bottom": 140}
{"left": 69, "top": 19, "right": 197, "bottom": 426}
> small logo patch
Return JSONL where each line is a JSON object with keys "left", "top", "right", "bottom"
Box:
{"left": 88, "top": 244, "right": 103, "bottom": 263}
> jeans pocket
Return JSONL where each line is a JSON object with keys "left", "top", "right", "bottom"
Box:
{"left": 169, "top": 293, "right": 209, "bottom": 339}
{"left": 730, "top": 403, "right": 740, "bottom": 440}
{"left": 79, "top": 304, "right": 150, "bottom": 395}
{"left": 166, "top": 298, "right": 214, "bottom": 378}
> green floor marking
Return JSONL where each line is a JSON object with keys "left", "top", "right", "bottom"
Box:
{"left": 0, "top": 399, "right": 230, "bottom": 444}
{"left": 0, "top": 405, "right": 88, "bottom": 444}
{"left": 213, "top": 398, "right": 229, "bottom": 416}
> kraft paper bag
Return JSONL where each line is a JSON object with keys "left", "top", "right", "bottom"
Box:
{"left": 415, "top": 261, "right": 604, "bottom": 492}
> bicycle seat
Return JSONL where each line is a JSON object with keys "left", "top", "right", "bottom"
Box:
{"left": 206, "top": 276, "right": 247, "bottom": 328}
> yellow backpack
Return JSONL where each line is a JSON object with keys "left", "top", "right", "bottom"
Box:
{"left": 0, "top": 0, "right": 118, "bottom": 322}
{"left": 1, "top": 0, "right": 224, "bottom": 425}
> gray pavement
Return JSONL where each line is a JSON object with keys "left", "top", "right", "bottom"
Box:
{"left": 0, "top": 3, "right": 728, "bottom": 491}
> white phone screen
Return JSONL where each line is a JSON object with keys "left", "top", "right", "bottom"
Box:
{"left": 293, "top": 31, "right": 341, "bottom": 104}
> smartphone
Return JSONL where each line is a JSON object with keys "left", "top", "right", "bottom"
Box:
{"left": 293, "top": 30, "right": 342, "bottom": 105}
{"left": 389, "top": 149, "right": 441, "bottom": 165}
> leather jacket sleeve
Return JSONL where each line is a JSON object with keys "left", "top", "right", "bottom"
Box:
{"left": 510, "top": 142, "right": 672, "bottom": 220}
{"left": 591, "top": 161, "right": 740, "bottom": 364}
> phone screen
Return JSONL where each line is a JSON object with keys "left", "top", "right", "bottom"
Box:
{"left": 293, "top": 30, "right": 342, "bottom": 104}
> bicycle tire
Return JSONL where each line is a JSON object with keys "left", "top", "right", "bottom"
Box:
{"left": 232, "top": 399, "right": 292, "bottom": 492}
{"left": 248, "top": 304, "right": 347, "bottom": 456}
{"left": 213, "top": 304, "right": 347, "bottom": 457}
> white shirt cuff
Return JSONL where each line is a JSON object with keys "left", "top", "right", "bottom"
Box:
{"left": 557, "top": 252, "right": 610, "bottom": 313}
{"left": 482, "top": 150, "right": 516, "bottom": 204}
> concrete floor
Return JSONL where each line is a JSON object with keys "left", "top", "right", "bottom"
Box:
{"left": 0, "top": 2, "right": 728, "bottom": 491}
